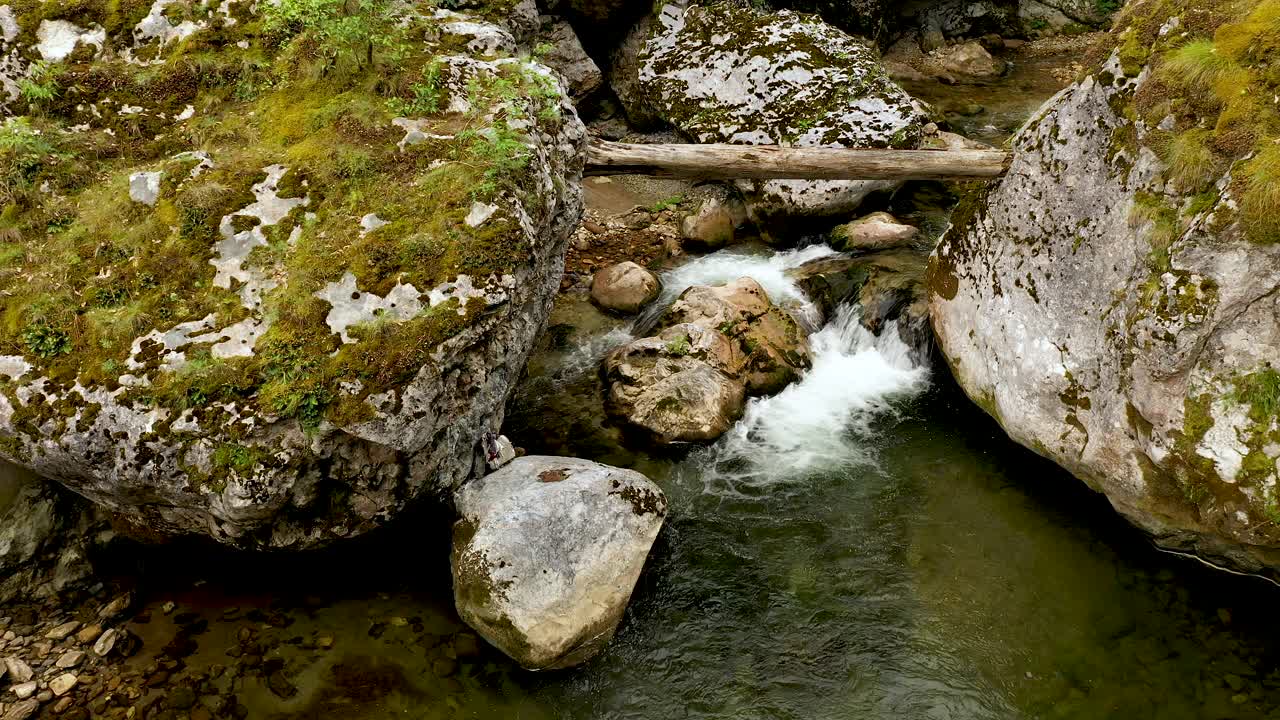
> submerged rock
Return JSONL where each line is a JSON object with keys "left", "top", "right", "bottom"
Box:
{"left": 928, "top": 6, "right": 1280, "bottom": 576}
{"left": 928, "top": 41, "right": 1007, "bottom": 79}
{"left": 0, "top": 2, "right": 586, "bottom": 549}
{"left": 451, "top": 456, "right": 666, "bottom": 670}
{"left": 590, "top": 261, "right": 662, "bottom": 314}
{"left": 792, "top": 250, "right": 931, "bottom": 360}
{"left": 612, "top": 3, "right": 928, "bottom": 221}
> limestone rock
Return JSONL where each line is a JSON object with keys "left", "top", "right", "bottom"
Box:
{"left": 612, "top": 3, "right": 927, "bottom": 220}
{"left": 927, "top": 20, "right": 1280, "bottom": 577}
{"left": 830, "top": 212, "right": 919, "bottom": 252}
{"left": 10, "top": 681, "right": 36, "bottom": 700}
{"left": 0, "top": 475, "right": 102, "bottom": 605}
{"left": 451, "top": 456, "right": 666, "bottom": 670}
{"left": 535, "top": 20, "right": 602, "bottom": 100}
{"left": 681, "top": 199, "right": 736, "bottom": 251}
{"left": 92, "top": 628, "right": 119, "bottom": 657}
{"left": 128, "top": 171, "right": 162, "bottom": 206}
{"left": 0, "top": 4, "right": 587, "bottom": 550}
{"left": 591, "top": 261, "right": 661, "bottom": 314}
{"left": 928, "top": 41, "right": 1006, "bottom": 79}
{"left": 603, "top": 324, "right": 748, "bottom": 443}
{"left": 2, "top": 700, "right": 39, "bottom": 720}
{"left": 657, "top": 279, "right": 812, "bottom": 395}
{"left": 767, "top": 0, "right": 888, "bottom": 40}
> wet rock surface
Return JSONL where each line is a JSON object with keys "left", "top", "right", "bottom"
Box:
{"left": 451, "top": 456, "right": 666, "bottom": 669}
{"left": 590, "top": 262, "right": 662, "bottom": 315}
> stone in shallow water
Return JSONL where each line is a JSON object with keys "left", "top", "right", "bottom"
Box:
{"left": 451, "top": 456, "right": 666, "bottom": 670}
{"left": 590, "top": 261, "right": 661, "bottom": 314}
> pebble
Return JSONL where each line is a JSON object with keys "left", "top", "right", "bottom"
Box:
{"left": 10, "top": 681, "right": 37, "bottom": 700}
{"left": 2, "top": 658, "right": 32, "bottom": 684}
{"left": 2, "top": 700, "right": 39, "bottom": 720}
{"left": 316, "top": 636, "right": 334, "bottom": 650}
{"left": 45, "top": 621, "right": 81, "bottom": 641}
{"left": 161, "top": 602, "right": 176, "bottom": 615}
{"left": 75, "top": 624, "right": 104, "bottom": 645}
{"left": 50, "top": 673, "right": 78, "bottom": 696}
{"left": 53, "top": 697, "right": 74, "bottom": 713}
{"left": 56, "top": 650, "right": 85, "bottom": 669}
{"left": 166, "top": 686, "right": 196, "bottom": 710}
{"left": 33, "top": 691, "right": 50, "bottom": 703}
{"left": 98, "top": 593, "right": 131, "bottom": 621}
{"left": 93, "top": 629, "right": 118, "bottom": 657}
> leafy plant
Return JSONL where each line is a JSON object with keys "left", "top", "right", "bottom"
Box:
{"left": 649, "top": 194, "right": 685, "bottom": 213}
{"left": 17, "top": 62, "right": 58, "bottom": 110}
{"left": 22, "top": 324, "right": 71, "bottom": 359}
{"left": 261, "top": 0, "right": 405, "bottom": 78}
{"left": 386, "top": 61, "right": 445, "bottom": 117}
{"left": 666, "top": 335, "right": 692, "bottom": 355}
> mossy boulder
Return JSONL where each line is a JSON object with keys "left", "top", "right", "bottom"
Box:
{"left": 928, "top": 0, "right": 1280, "bottom": 578}
{"left": 611, "top": 2, "right": 928, "bottom": 221}
{"left": 0, "top": 0, "right": 586, "bottom": 548}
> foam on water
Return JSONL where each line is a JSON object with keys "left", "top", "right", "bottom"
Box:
{"left": 689, "top": 304, "right": 930, "bottom": 496}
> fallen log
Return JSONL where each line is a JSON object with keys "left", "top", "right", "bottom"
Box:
{"left": 585, "top": 140, "right": 1011, "bottom": 181}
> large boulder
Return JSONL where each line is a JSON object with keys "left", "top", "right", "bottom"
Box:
{"left": 612, "top": 3, "right": 928, "bottom": 221}
{"left": 0, "top": 2, "right": 586, "bottom": 549}
{"left": 830, "top": 211, "right": 919, "bottom": 252}
{"left": 451, "top": 456, "right": 667, "bottom": 670}
{"left": 928, "top": 2, "right": 1280, "bottom": 577}
{"left": 766, "top": 0, "right": 889, "bottom": 40}
{"left": 535, "top": 19, "right": 603, "bottom": 100}
{"left": 656, "top": 278, "right": 812, "bottom": 394}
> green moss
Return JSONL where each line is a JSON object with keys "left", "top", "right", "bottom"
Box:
{"left": 0, "top": 0, "right": 569, "bottom": 443}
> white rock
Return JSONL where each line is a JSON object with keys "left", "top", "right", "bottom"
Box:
{"left": 35, "top": 20, "right": 105, "bottom": 62}
{"left": 48, "top": 673, "right": 76, "bottom": 696}
{"left": 128, "top": 171, "right": 162, "bottom": 207}
{"left": 452, "top": 456, "right": 667, "bottom": 669}
{"left": 54, "top": 650, "right": 84, "bottom": 669}
{"left": 10, "top": 681, "right": 36, "bottom": 700}
{"left": 92, "top": 628, "right": 118, "bottom": 657}
{"left": 2, "top": 657, "right": 32, "bottom": 684}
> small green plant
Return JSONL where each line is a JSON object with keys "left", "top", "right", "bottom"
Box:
{"left": 0, "top": 117, "right": 53, "bottom": 156}
{"left": 1095, "top": 0, "right": 1121, "bottom": 13}
{"left": 17, "top": 62, "right": 58, "bottom": 110}
{"left": 649, "top": 194, "right": 685, "bottom": 213}
{"left": 22, "top": 324, "right": 71, "bottom": 359}
{"left": 261, "top": 0, "right": 405, "bottom": 78}
{"left": 458, "top": 121, "right": 532, "bottom": 199}
{"left": 386, "top": 61, "right": 444, "bottom": 117}
{"left": 1230, "top": 365, "right": 1280, "bottom": 423}
{"left": 666, "top": 335, "right": 692, "bottom": 355}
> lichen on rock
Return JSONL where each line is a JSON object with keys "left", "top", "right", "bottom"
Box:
{"left": 611, "top": 2, "right": 928, "bottom": 221}
{"left": 928, "top": 0, "right": 1280, "bottom": 577}
{"left": 0, "top": 0, "right": 586, "bottom": 549}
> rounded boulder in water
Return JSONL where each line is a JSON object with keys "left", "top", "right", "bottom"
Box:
{"left": 451, "top": 456, "right": 667, "bottom": 670}
{"left": 591, "top": 261, "right": 662, "bottom": 314}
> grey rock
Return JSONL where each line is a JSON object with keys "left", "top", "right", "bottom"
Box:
{"left": 128, "top": 171, "right": 161, "bottom": 206}
{"left": 590, "top": 262, "right": 661, "bottom": 315}
{"left": 9, "top": 681, "right": 36, "bottom": 700}
{"left": 92, "top": 629, "right": 118, "bottom": 657}
{"left": 612, "top": 3, "right": 927, "bottom": 220}
{"left": 536, "top": 20, "right": 602, "bottom": 100}
{"left": 0, "top": 476, "right": 101, "bottom": 605}
{"left": 55, "top": 650, "right": 84, "bottom": 668}
{"left": 451, "top": 456, "right": 666, "bottom": 669}
{"left": 928, "top": 44, "right": 1280, "bottom": 575}
{"left": 2, "top": 657, "right": 32, "bottom": 684}
{"left": 45, "top": 621, "right": 80, "bottom": 641}
{"left": 0, "top": 15, "right": 589, "bottom": 551}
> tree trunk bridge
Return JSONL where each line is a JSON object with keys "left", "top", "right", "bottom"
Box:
{"left": 585, "top": 140, "right": 1011, "bottom": 181}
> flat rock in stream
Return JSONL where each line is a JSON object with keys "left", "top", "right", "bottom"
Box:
{"left": 451, "top": 456, "right": 666, "bottom": 670}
